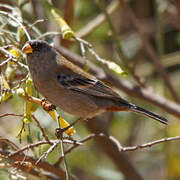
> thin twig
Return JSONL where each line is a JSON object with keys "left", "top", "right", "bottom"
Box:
{"left": 8, "top": 139, "right": 79, "bottom": 158}
{"left": 74, "top": 36, "right": 127, "bottom": 75}
{"left": 0, "top": 46, "right": 15, "bottom": 57}
{"left": 0, "top": 3, "right": 13, "bottom": 10}
{"left": 76, "top": 0, "right": 119, "bottom": 38}
{"left": 0, "top": 113, "right": 22, "bottom": 118}
{"left": 0, "top": 10, "right": 31, "bottom": 41}
{"left": 121, "top": 135, "right": 180, "bottom": 152}
{"left": 11, "top": 60, "right": 28, "bottom": 70}
{"left": 56, "top": 114, "right": 72, "bottom": 180}
{"left": 35, "top": 141, "right": 59, "bottom": 164}
{"left": 32, "top": 115, "right": 51, "bottom": 144}
{"left": 120, "top": 0, "right": 180, "bottom": 103}
{"left": 0, "top": 46, "right": 28, "bottom": 70}
{"left": 0, "top": 138, "right": 19, "bottom": 150}
{"left": 21, "top": 95, "right": 42, "bottom": 105}
{"left": 0, "top": 149, "right": 77, "bottom": 180}
{"left": 12, "top": 73, "right": 29, "bottom": 91}
{"left": 54, "top": 134, "right": 97, "bottom": 166}
{"left": 0, "top": 57, "right": 12, "bottom": 67}
{"left": 98, "top": 0, "right": 147, "bottom": 87}
{"left": 59, "top": 138, "right": 70, "bottom": 180}
{"left": 17, "top": 122, "right": 25, "bottom": 144}
{"left": 28, "top": 19, "right": 48, "bottom": 31}
{"left": 55, "top": 133, "right": 180, "bottom": 167}
{"left": 37, "top": 32, "right": 61, "bottom": 40}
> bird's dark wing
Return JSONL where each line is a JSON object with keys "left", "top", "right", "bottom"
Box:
{"left": 56, "top": 72, "right": 132, "bottom": 107}
{"left": 55, "top": 54, "right": 130, "bottom": 104}
{"left": 56, "top": 73, "right": 119, "bottom": 98}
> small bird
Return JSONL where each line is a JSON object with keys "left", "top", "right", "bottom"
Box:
{"left": 22, "top": 40, "right": 168, "bottom": 125}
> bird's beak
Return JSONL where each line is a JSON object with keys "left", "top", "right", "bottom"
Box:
{"left": 22, "top": 43, "right": 33, "bottom": 54}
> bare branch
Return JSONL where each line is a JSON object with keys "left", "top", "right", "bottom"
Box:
{"left": 119, "top": 0, "right": 179, "bottom": 103}
{"left": 76, "top": 0, "right": 119, "bottom": 38}
{"left": 121, "top": 135, "right": 180, "bottom": 152}
{"left": 32, "top": 115, "right": 51, "bottom": 144}
{"left": 0, "top": 113, "right": 22, "bottom": 118}
{"left": 0, "top": 10, "right": 31, "bottom": 41}
{"left": 0, "top": 149, "right": 77, "bottom": 180}
{"left": 8, "top": 139, "right": 80, "bottom": 158}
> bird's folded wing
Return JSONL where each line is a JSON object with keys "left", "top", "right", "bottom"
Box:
{"left": 56, "top": 72, "right": 130, "bottom": 105}
{"left": 56, "top": 56, "right": 130, "bottom": 104}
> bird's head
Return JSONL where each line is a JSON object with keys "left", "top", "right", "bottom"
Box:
{"left": 22, "top": 40, "right": 52, "bottom": 55}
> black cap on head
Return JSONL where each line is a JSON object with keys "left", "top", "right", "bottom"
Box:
{"left": 28, "top": 40, "right": 51, "bottom": 52}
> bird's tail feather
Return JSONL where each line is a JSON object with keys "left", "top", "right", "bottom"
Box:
{"left": 129, "top": 106, "right": 168, "bottom": 125}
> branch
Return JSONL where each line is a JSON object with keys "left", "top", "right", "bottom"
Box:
{"left": 121, "top": 135, "right": 180, "bottom": 152}
{"left": 54, "top": 134, "right": 97, "bottom": 166}
{"left": 0, "top": 149, "right": 77, "bottom": 180}
{"left": 119, "top": 0, "right": 180, "bottom": 103}
{"left": 105, "top": 73, "right": 180, "bottom": 119}
{"left": 0, "top": 10, "right": 31, "bottom": 41}
{"left": 0, "top": 113, "right": 22, "bottom": 118}
{"left": 56, "top": 134, "right": 180, "bottom": 166}
{"left": 8, "top": 139, "right": 80, "bottom": 158}
{"left": 86, "top": 116, "right": 143, "bottom": 180}
{"left": 76, "top": 0, "right": 119, "bottom": 38}
{"left": 32, "top": 115, "right": 51, "bottom": 144}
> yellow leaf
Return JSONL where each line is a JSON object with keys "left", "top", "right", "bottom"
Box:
{"left": 107, "top": 61, "right": 127, "bottom": 76}
{"left": 51, "top": 9, "right": 74, "bottom": 39}
{"left": 26, "top": 77, "right": 32, "bottom": 96}
{"left": 58, "top": 116, "right": 76, "bottom": 136}
{"left": 0, "top": 74, "right": 12, "bottom": 102}
{"left": 47, "top": 109, "right": 75, "bottom": 136}
{"left": 48, "top": 110, "right": 56, "bottom": 121}
{"left": 17, "top": 27, "right": 25, "bottom": 43}
{"left": 24, "top": 77, "right": 32, "bottom": 123}
{"left": 8, "top": 48, "right": 20, "bottom": 59}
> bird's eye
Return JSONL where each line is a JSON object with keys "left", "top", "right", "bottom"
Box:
{"left": 57, "top": 74, "right": 66, "bottom": 81}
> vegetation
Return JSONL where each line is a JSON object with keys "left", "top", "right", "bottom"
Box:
{"left": 0, "top": 0, "right": 180, "bottom": 180}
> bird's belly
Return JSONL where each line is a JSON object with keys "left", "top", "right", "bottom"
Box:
{"left": 33, "top": 78, "right": 99, "bottom": 118}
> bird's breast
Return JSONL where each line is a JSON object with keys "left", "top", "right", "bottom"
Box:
{"left": 31, "top": 75, "right": 100, "bottom": 118}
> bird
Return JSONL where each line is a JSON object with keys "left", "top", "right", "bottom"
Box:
{"left": 22, "top": 40, "right": 168, "bottom": 125}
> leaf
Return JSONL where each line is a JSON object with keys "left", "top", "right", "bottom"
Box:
{"left": 47, "top": 109, "right": 76, "bottom": 136}
{"left": 0, "top": 73, "right": 12, "bottom": 102}
{"left": 58, "top": 116, "right": 76, "bottom": 136}
{"left": 23, "top": 77, "right": 32, "bottom": 123}
{"left": 8, "top": 48, "right": 20, "bottom": 59}
{"left": 51, "top": 8, "right": 74, "bottom": 39}
{"left": 48, "top": 110, "right": 56, "bottom": 121}
{"left": 106, "top": 61, "right": 127, "bottom": 76}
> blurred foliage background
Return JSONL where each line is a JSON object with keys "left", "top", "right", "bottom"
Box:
{"left": 0, "top": 0, "right": 180, "bottom": 180}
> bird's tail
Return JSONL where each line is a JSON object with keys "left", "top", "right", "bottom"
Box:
{"left": 129, "top": 105, "right": 168, "bottom": 125}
